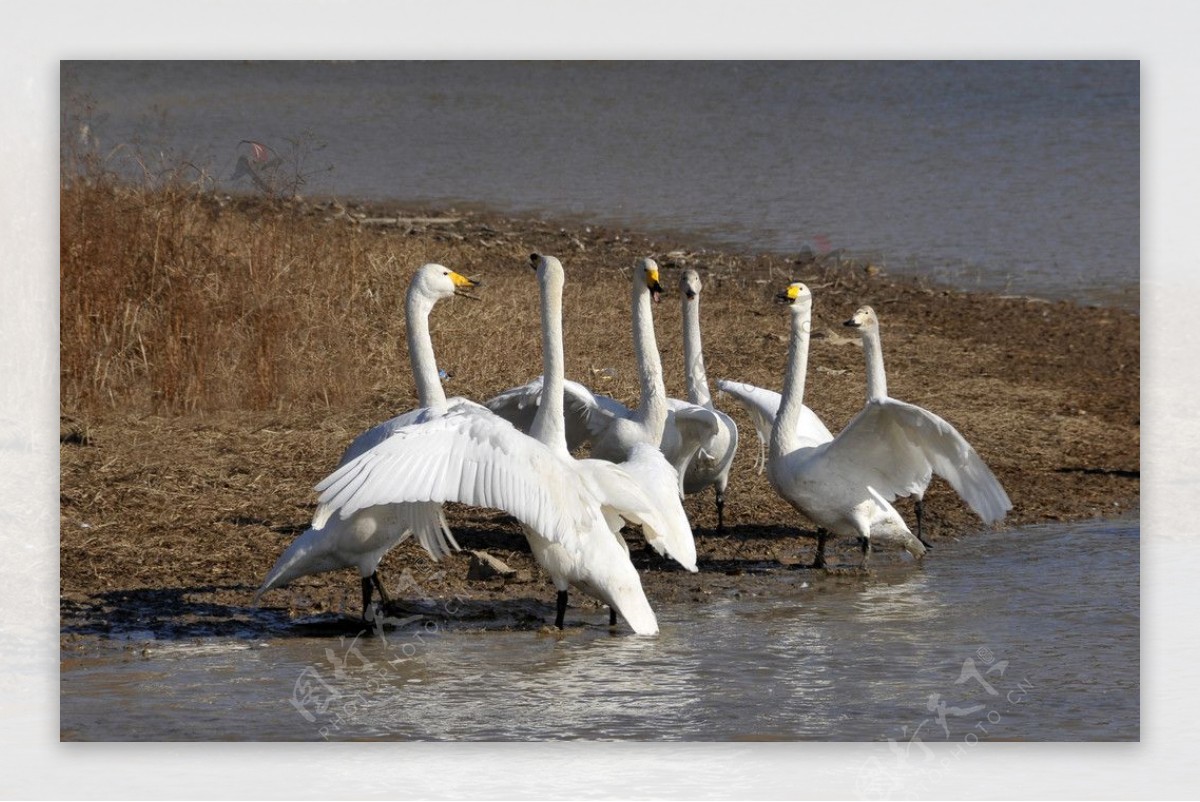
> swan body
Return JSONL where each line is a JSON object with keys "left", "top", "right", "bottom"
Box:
{"left": 841, "top": 305, "right": 1012, "bottom": 545}
{"left": 674, "top": 269, "right": 739, "bottom": 530}
{"left": 255, "top": 264, "right": 477, "bottom": 617}
{"left": 766, "top": 282, "right": 926, "bottom": 565}
{"left": 762, "top": 283, "right": 1009, "bottom": 567}
{"left": 313, "top": 254, "right": 690, "bottom": 634}
{"left": 485, "top": 257, "right": 709, "bottom": 565}
{"left": 313, "top": 403, "right": 660, "bottom": 634}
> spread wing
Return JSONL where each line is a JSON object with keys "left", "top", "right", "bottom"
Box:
{"left": 717, "top": 379, "right": 833, "bottom": 471}
{"left": 809, "top": 398, "right": 1011, "bottom": 524}
{"left": 313, "top": 404, "right": 601, "bottom": 560}
{"left": 329, "top": 399, "right": 476, "bottom": 560}
{"left": 485, "top": 376, "right": 631, "bottom": 452}
{"left": 664, "top": 399, "right": 721, "bottom": 489}
{"left": 577, "top": 442, "right": 699, "bottom": 571}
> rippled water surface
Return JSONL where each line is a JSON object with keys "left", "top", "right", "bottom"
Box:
{"left": 60, "top": 518, "right": 1138, "bottom": 741}
{"left": 61, "top": 61, "right": 1139, "bottom": 309}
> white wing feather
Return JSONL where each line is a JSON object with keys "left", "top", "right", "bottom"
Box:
{"left": 485, "top": 376, "right": 630, "bottom": 452}
{"left": 717, "top": 379, "right": 833, "bottom": 471}
{"left": 806, "top": 398, "right": 1012, "bottom": 524}
{"left": 313, "top": 404, "right": 598, "bottom": 560}
{"left": 329, "top": 400, "right": 473, "bottom": 561}
{"left": 588, "top": 442, "right": 699, "bottom": 571}
{"left": 663, "top": 399, "right": 721, "bottom": 491}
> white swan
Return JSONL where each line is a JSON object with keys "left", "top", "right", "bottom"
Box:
{"left": 674, "top": 269, "right": 739, "bottom": 531}
{"left": 517, "top": 253, "right": 694, "bottom": 625}
{"left": 255, "top": 263, "right": 478, "bottom": 619}
{"left": 312, "top": 253, "right": 694, "bottom": 634}
{"left": 485, "top": 256, "right": 712, "bottom": 566}
{"left": 760, "top": 282, "right": 1009, "bottom": 568}
{"left": 841, "top": 304, "right": 1012, "bottom": 547}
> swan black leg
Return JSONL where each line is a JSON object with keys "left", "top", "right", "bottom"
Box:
{"left": 360, "top": 575, "right": 375, "bottom": 623}
{"left": 555, "top": 590, "right": 569, "bottom": 630}
{"left": 715, "top": 488, "right": 726, "bottom": 533}
{"left": 859, "top": 536, "right": 871, "bottom": 569}
{"left": 609, "top": 607, "right": 618, "bottom": 627}
{"left": 811, "top": 529, "right": 829, "bottom": 569}
{"left": 371, "top": 571, "right": 391, "bottom": 604}
{"left": 915, "top": 499, "right": 933, "bottom": 550}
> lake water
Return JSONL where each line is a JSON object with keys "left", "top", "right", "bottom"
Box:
{"left": 60, "top": 517, "right": 1138, "bottom": 742}
{"left": 60, "top": 60, "right": 1139, "bottom": 309}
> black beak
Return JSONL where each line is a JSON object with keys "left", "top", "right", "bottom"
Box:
{"left": 454, "top": 279, "right": 483, "bottom": 301}
{"left": 774, "top": 290, "right": 794, "bottom": 304}
{"left": 529, "top": 253, "right": 540, "bottom": 271}
{"left": 650, "top": 281, "right": 663, "bottom": 303}
{"left": 685, "top": 289, "right": 696, "bottom": 300}
{"left": 843, "top": 317, "right": 860, "bottom": 328}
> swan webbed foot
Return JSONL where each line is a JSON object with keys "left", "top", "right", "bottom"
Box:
{"left": 554, "top": 590, "right": 568, "bottom": 630}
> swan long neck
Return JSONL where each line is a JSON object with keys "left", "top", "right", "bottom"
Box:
{"left": 771, "top": 299, "right": 813, "bottom": 460}
{"left": 860, "top": 324, "right": 889, "bottom": 401}
{"left": 529, "top": 267, "right": 569, "bottom": 456}
{"left": 682, "top": 294, "right": 713, "bottom": 409}
{"left": 633, "top": 282, "right": 668, "bottom": 440}
{"left": 405, "top": 288, "right": 448, "bottom": 413}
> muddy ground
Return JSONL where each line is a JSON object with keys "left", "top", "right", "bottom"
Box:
{"left": 59, "top": 200, "right": 1140, "bottom": 639}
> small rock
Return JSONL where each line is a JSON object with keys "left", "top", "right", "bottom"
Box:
{"left": 467, "top": 551, "right": 517, "bottom": 581}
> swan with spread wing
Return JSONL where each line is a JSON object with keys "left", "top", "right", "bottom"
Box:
{"left": 313, "top": 254, "right": 697, "bottom": 633}
{"left": 839, "top": 304, "right": 1012, "bottom": 548}
{"left": 754, "top": 282, "right": 1009, "bottom": 568}
{"left": 255, "top": 264, "right": 478, "bottom": 619}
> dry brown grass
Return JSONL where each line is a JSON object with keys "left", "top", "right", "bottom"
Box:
{"left": 59, "top": 174, "right": 893, "bottom": 419}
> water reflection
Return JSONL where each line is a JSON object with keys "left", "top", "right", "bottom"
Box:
{"left": 60, "top": 519, "right": 1138, "bottom": 741}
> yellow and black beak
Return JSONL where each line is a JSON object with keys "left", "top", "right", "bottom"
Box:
{"left": 775, "top": 284, "right": 800, "bottom": 305}
{"left": 647, "top": 268, "right": 664, "bottom": 303}
{"left": 450, "top": 271, "right": 482, "bottom": 300}
{"left": 843, "top": 316, "right": 861, "bottom": 328}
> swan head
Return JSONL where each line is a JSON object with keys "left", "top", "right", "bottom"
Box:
{"left": 411, "top": 263, "right": 481, "bottom": 302}
{"left": 529, "top": 252, "right": 564, "bottom": 276}
{"left": 775, "top": 281, "right": 811, "bottom": 307}
{"left": 843, "top": 305, "right": 879, "bottom": 331}
{"left": 529, "top": 253, "right": 566, "bottom": 293}
{"left": 636, "top": 257, "right": 664, "bottom": 303}
{"left": 680, "top": 269, "right": 702, "bottom": 301}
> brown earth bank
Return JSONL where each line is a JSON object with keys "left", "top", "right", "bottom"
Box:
{"left": 60, "top": 194, "right": 1140, "bottom": 640}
